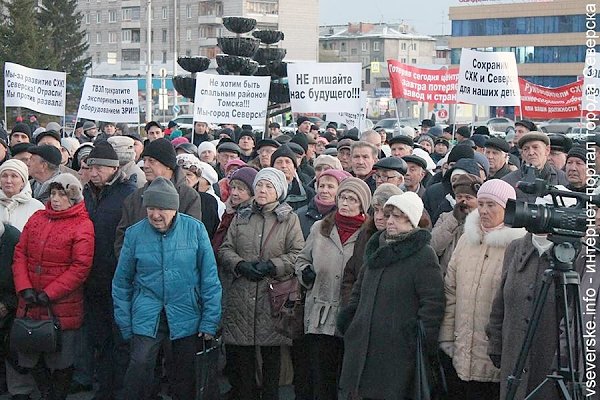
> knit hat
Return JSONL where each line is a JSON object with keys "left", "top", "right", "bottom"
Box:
{"left": 385, "top": 192, "right": 424, "bottom": 228}
{"left": 318, "top": 169, "right": 352, "bottom": 185}
{"left": 230, "top": 167, "right": 258, "bottom": 195}
{"left": 297, "top": 116, "right": 311, "bottom": 126}
{"left": 107, "top": 136, "right": 135, "bottom": 165}
{"left": 428, "top": 126, "right": 443, "bottom": 138}
{"left": 566, "top": 145, "right": 586, "bottom": 163}
{"left": 452, "top": 173, "right": 482, "bottom": 197}
{"left": 290, "top": 134, "right": 308, "bottom": 153}
{"left": 416, "top": 135, "right": 434, "bottom": 150}
{"left": 225, "top": 159, "right": 246, "bottom": 174}
{"left": 198, "top": 160, "right": 218, "bottom": 185}
{"left": 49, "top": 173, "right": 84, "bottom": 205}
{"left": 198, "top": 141, "right": 217, "bottom": 156}
{"left": 456, "top": 126, "right": 471, "bottom": 139}
{"left": 143, "top": 176, "right": 179, "bottom": 210}
{"left": 60, "top": 137, "right": 80, "bottom": 157}
{"left": 87, "top": 140, "right": 120, "bottom": 167}
{"left": 238, "top": 130, "right": 256, "bottom": 144}
{"left": 141, "top": 138, "right": 177, "bottom": 170}
{"left": 176, "top": 153, "right": 202, "bottom": 173}
{"left": 270, "top": 145, "right": 298, "bottom": 168}
{"left": 313, "top": 154, "right": 343, "bottom": 171}
{"left": 171, "top": 137, "right": 189, "bottom": 148}
{"left": 471, "top": 134, "right": 488, "bottom": 149}
{"left": 254, "top": 167, "right": 288, "bottom": 202}
{"left": 337, "top": 177, "right": 372, "bottom": 214}
{"left": 11, "top": 123, "right": 31, "bottom": 140}
{"left": 473, "top": 152, "right": 490, "bottom": 177}
{"left": 477, "top": 179, "right": 516, "bottom": 208}
{"left": 76, "top": 143, "right": 94, "bottom": 164}
{"left": 447, "top": 144, "right": 475, "bottom": 163}
{"left": 0, "top": 159, "right": 28, "bottom": 184}
{"left": 29, "top": 145, "right": 62, "bottom": 166}
{"left": 371, "top": 183, "right": 403, "bottom": 207}
{"left": 82, "top": 121, "right": 97, "bottom": 132}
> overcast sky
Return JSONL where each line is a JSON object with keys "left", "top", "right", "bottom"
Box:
{"left": 319, "top": 0, "right": 456, "bottom": 36}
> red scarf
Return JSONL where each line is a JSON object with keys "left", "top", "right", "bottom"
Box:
{"left": 335, "top": 211, "right": 365, "bottom": 244}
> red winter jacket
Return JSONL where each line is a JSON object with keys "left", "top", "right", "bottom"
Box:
{"left": 12, "top": 202, "right": 94, "bottom": 330}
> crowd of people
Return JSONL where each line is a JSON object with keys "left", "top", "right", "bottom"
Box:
{"left": 0, "top": 114, "right": 598, "bottom": 400}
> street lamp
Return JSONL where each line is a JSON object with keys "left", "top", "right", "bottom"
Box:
{"left": 146, "top": 0, "right": 153, "bottom": 122}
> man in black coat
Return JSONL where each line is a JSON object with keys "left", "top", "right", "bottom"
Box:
{"left": 83, "top": 141, "right": 137, "bottom": 400}
{"left": 485, "top": 137, "right": 512, "bottom": 180}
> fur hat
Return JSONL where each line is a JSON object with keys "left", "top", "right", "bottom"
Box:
{"left": 49, "top": 173, "right": 84, "bottom": 205}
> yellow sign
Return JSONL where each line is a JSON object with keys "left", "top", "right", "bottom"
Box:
{"left": 371, "top": 62, "right": 380, "bottom": 74}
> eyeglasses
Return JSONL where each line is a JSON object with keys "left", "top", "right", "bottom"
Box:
{"left": 338, "top": 194, "right": 359, "bottom": 205}
{"left": 375, "top": 173, "right": 401, "bottom": 182}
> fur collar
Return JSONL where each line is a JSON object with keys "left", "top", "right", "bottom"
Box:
{"left": 464, "top": 210, "right": 527, "bottom": 247}
{"left": 365, "top": 229, "right": 432, "bottom": 269}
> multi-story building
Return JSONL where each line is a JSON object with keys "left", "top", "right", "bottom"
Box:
{"left": 78, "top": 0, "right": 318, "bottom": 77}
{"left": 449, "top": 0, "right": 598, "bottom": 87}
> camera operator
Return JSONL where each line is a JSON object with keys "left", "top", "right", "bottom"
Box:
{"left": 502, "top": 132, "right": 568, "bottom": 202}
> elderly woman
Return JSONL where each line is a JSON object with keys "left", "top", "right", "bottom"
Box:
{"left": 439, "top": 179, "right": 526, "bottom": 399}
{"left": 338, "top": 192, "right": 445, "bottom": 400}
{"left": 218, "top": 167, "right": 305, "bottom": 400}
{"left": 218, "top": 159, "right": 247, "bottom": 202}
{"left": 12, "top": 173, "right": 94, "bottom": 400}
{"left": 0, "top": 159, "right": 44, "bottom": 231}
{"left": 198, "top": 141, "right": 217, "bottom": 166}
{"left": 296, "top": 177, "right": 371, "bottom": 400}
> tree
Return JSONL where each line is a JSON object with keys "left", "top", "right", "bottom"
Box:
{"left": 38, "top": 0, "right": 91, "bottom": 112}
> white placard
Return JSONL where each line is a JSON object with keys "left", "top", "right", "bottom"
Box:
{"left": 288, "top": 63, "right": 362, "bottom": 113}
{"left": 456, "top": 49, "right": 521, "bottom": 106}
{"left": 326, "top": 91, "right": 368, "bottom": 131}
{"left": 4, "top": 62, "right": 66, "bottom": 117}
{"left": 582, "top": 53, "right": 600, "bottom": 112}
{"left": 193, "top": 73, "right": 270, "bottom": 126}
{"left": 77, "top": 78, "right": 139, "bottom": 123}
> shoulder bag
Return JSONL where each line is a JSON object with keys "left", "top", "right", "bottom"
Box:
{"left": 10, "top": 305, "right": 61, "bottom": 354}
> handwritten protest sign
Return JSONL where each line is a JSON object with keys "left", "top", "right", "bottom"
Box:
{"left": 326, "top": 91, "right": 368, "bottom": 131}
{"left": 77, "top": 78, "right": 139, "bottom": 123}
{"left": 518, "top": 78, "right": 582, "bottom": 119}
{"left": 387, "top": 61, "right": 459, "bottom": 104}
{"left": 4, "top": 62, "right": 66, "bottom": 117}
{"left": 287, "top": 63, "right": 362, "bottom": 113}
{"left": 583, "top": 53, "right": 600, "bottom": 114}
{"left": 193, "top": 73, "right": 270, "bottom": 126}
{"left": 456, "top": 49, "right": 521, "bottom": 106}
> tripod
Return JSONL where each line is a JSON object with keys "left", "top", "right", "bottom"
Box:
{"left": 505, "top": 234, "right": 586, "bottom": 400}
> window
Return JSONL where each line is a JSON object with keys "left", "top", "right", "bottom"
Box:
{"left": 401, "top": 42, "right": 407, "bottom": 50}
{"left": 373, "top": 41, "right": 380, "bottom": 51}
{"left": 411, "top": 43, "right": 417, "bottom": 51}
{"left": 361, "top": 41, "right": 368, "bottom": 52}
{"left": 162, "top": 29, "right": 167, "bottom": 43}
{"left": 162, "top": 51, "right": 167, "bottom": 63}
{"left": 162, "top": 6, "right": 167, "bottom": 19}
{"left": 96, "top": 52, "right": 101, "bottom": 63}
{"left": 122, "top": 7, "right": 140, "bottom": 21}
{"left": 122, "top": 49, "right": 140, "bottom": 62}
{"left": 340, "top": 42, "right": 346, "bottom": 52}
{"left": 246, "top": 1, "right": 278, "bottom": 15}
{"left": 108, "top": 10, "right": 117, "bottom": 23}
{"left": 186, "top": 28, "right": 192, "bottom": 41}
{"left": 351, "top": 48, "right": 357, "bottom": 55}
{"left": 186, "top": 49, "right": 191, "bottom": 57}
{"left": 84, "top": 12, "right": 90, "bottom": 24}
{"left": 411, "top": 58, "right": 417, "bottom": 64}
{"left": 109, "top": 32, "right": 117, "bottom": 43}
{"left": 96, "top": 12, "right": 101, "bottom": 23}
{"left": 122, "top": 30, "right": 131, "bottom": 42}
{"left": 186, "top": 4, "right": 192, "bottom": 18}
{"left": 401, "top": 58, "right": 407, "bottom": 63}
{"left": 96, "top": 32, "right": 102, "bottom": 44}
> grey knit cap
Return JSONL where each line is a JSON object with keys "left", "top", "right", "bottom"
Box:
{"left": 371, "top": 183, "right": 403, "bottom": 207}
{"left": 142, "top": 177, "right": 179, "bottom": 210}
{"left": 108, "top": 136, "right": 135, "bottom": 165}
{"left": 253, "top": 167, "right": 288, "bottom": 202}
{"left": 337, "top": 177, "right": 372, "bottom": 214}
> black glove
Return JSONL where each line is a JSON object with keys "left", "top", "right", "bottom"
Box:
{"left": 254, "top": 261, "right": 275, "bottom": 277}
{"left": 302, "top": 266, "right": 316, "bottom": 285}
{"left": 490, "top": 354, "right": 501, "bottom": 369}
{"left": 36, "top": 291, "right": 50, "bottom": 306}
{"left": 452, "top": 202, "right": 469, "bottom": 223}
{"left": 235, "top": 261, "right": 262, "bottom": 281}
{"left": 19, "top": 289, "right": 37, "bottom": 305}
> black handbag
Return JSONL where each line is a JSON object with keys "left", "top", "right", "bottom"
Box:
{"left": 10, "top": 305, "right": 61, "bottom": 354}
{"left": 414, "top": 320, "right": 447, "bottom": 400}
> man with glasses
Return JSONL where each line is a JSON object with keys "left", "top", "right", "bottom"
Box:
{"left": 372, "top": 157, "right": 407, "bottom": 189}
{"left": 250, "top": 139, "right": 280, "bottom": 170}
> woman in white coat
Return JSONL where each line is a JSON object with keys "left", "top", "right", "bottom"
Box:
{"left": 0, "top": 159, "right": 44, "bottom": 231}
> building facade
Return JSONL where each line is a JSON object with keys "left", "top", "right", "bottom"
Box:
{"left": 449, "top": 0, "right": 599, "bottom": 87}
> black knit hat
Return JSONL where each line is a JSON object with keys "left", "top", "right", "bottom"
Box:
{"left": 87, "top": 140, "right": 120, "bottom": 167}
{"left": 11, "top": 123, "right": 31, "bottom": 140}
{"left": 448, "top": 143, "right": 475, "bottom": 163}
{"left": 456, "top": 126, "right": 471, "bottom": 139}
{"left": 290, "top": 134, "right": 308, "bottom": 153}
{"left": 238, "top": 129, "right": 256, "bottom": 144}
{"left": 566, "top": 145, "right": 586, "bottom": 163}
{"left": 271, "top": 145, "right": 298, "bottom": 168}
{"left": 141, "top": 138, "right": 177, "bottom": 169}
{"left": 297, "top": 116, "right": 310, "bottom": 126}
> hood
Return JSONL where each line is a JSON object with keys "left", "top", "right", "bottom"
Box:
{"left": 464, "top": 209, "right": 527, "bottom": 247}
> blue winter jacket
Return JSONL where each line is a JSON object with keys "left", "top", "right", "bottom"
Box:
{"left": 112, "top": 213, "right": 222, "bottom": 340}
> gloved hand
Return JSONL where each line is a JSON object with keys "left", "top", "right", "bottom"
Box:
{"left": 19, "top": 289, "right": 37, "bottom": 305}
{"left": 36, "top": 291, "right": 50, "bottom": 306}
{"left": 235, "top": 261, "right": 262, "bottom": 281}
{"left": 490, "top": 354, "right": 501, "bottom": 369}
{"left": 254, "top": 261, "right": 275, "bottom": 277}
{"left": 439, "top": 341, "right": 455, "bottom": 358}
{"left": 302, "top": 266, "right": 316, "bottom": 285}
{"left": 452, "top": 202, "right": 470, "bottom": 223}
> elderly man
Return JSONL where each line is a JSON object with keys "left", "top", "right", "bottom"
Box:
{"left": 271, "top": 145, "right": 315, "bottom": 210}
{"left": 115, "top": 138, "right": 202, "bottom": 254}
{"left": 215, "top": 141, "right": 242, "bottom": 179}
{"left": 564, "top": 145, "right": 587, "bottom": 192}
{"left": 510, "top": 119, "right": 537, "bottom": 161}
{"left": 28, "top": 145, "right": 63, "bottom": 203}
{"left": 401, "top": 155, "right": 428, "bottom": 198}
{"left": 83, "top": 141, "right": 137, "bottom": 400}
{"left": 548, "top": 134, "right": 572, "bottom": 171}
{"left": 350, "top": 141, "right": 378, "bottom": 193}
{"left": 113, "top": 177, "right": 221, "bottom": 400}
{"left": 250, "top": 139, "right": 280, "bottom": 170}
{"left": 336, "top": 138, "right": 355, "bottom": 172}
{"left": 361, "top": 130, "right": 386, "bottom": 159}
{"left": 373, "top": 157, "right": 407, "bottom": 189}
{"left": 108, "top": 136, "right": 147, "bottom": 188}
{"left": 502, "top": 132, "right": 568, "bottom": 201}
{"left": 388, "top": 135, "right": 414, "bottom": 158}
{"left": 485, "top": 137, "right": 512, "bottom": 179}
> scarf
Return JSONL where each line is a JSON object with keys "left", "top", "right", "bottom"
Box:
{"left": 481, "top": 223, "right": 505, "bottom": 234}
{"left": 335, "top": 211, "right": 365, "bottom": 244}
{"left": 0, "top": 183, "right": 34, "bottom": 211}
{"left": 381, "top": 229, "right": 417, "bottom": 245}
{"left": 313, "top": 195, "right": 336, "bottom": 216}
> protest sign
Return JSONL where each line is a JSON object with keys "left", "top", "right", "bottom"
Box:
{"left": 4, "top": 62, "right": 66, "bottom": 117}
{"left": 77, "top": 78, "right": 139, "bottom": 123}
{"left": 518, "top": 78, "right": 582, "bottom": 119}
{"left": 456, "top": 49, "right": 521, "bottom": 106}
{"left": 287, "top": 63, "right": 362, "bottom": 113}
{"left": 193, "top": 73, "right": 270, "bottom": 126}
{"left": 582, "top": 53, "right": 600, "bottom": 114}
{"left": 326, "top": 91, "right": 368, "bottom": 131}
{"left": 387, "top": 61, "right": 459, "bottom": 104}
